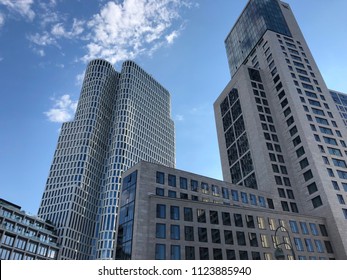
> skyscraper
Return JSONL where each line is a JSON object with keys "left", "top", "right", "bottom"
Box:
{"left": 214, "top": 0, "right": 347, "bottom": 259}
{"left": 38, "top": 59, "right": 175, "bottom": 259}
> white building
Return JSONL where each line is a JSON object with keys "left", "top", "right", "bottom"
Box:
{"left": 38, "top": 59, "right": 175, "bottom": 259}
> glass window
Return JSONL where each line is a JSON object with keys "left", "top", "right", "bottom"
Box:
{"left": 156, "top": 223, "right": 166, "bottom": 239}
{"left": 231, "top": 190, "right": 239, "bottom": 201}
{"left": 168, "top": 190, "right": 176, "bottom": 198}
{"left": 184, "top": 207, "right": 193, "bottom": 222}
{"left": 305, "top": 239, "right": 314, "bottom": 252}
{"left": 234, "top": 213, "right": 243, "bottom": 227}
{"left": 246, "top": 215, "right": 255, "bottom": 228}
{"left": 184, "top": 226, "right": 194, "bottom": 241}
{"left": 179, "top": 177, "right": 187, "bottom": 189}
{"left": 170, "top": 206, "right": 179, "bottom": 220}
{"left": 294, "top": 238, "right": 304, "bottom": 251}
{"left": 289, "top": 220, "right": 299, "bottom": 233}
{"left": 170, "top": 245, "right": 180, "bottom": 260}
{"left": 236, "top": 231, "right": 246, "bottom": 246}
{"left": 199, "top": 247, "right": 209, "bottom": 260}
{"left": 209, "top": 211, "right": 219, "bottom": 224}
{"left": 241, "top": 192, "right": 248, "bottom": 203}
{"left": 226, "top": 249, "right": 236, "bottom": 260}
{"left": 155, "top": 244, "right": 166, "bottom": 260}
{"left": 191, "top": 180, "right": 198, "bottom": 192}
{"left": 156, "top": 188, "right": 164, "bottom": 196}
{"left": 314, "top": 240, "right": 324, "bottom": 253}
{"left": 156, "top": 172, "right": 164, "bottom": 184}
{"left": 197, "top": 209, "right": 206, "bottom": 223}
{"left": 224, "top": 230, "right": 233, "bottom": 245}
{"left": 198, "top": 227, "right": 208, "bottom": 242}
{"left": 213, "top": 248, "right": 223, "bottom": 260}
{"left": 211, "top": 229, "right": 221, "bottom": 243}
{"left": 168, "top": 174, "right": 176, "bottom": 187}
{"left": 170, "top": 225, "right": 180, "bottom": 240}
{"left": 156, "top": 204, "right": 166, "bottom": 219}
{"left": 185, "top": 246, "right": 195, "bottom": 260}
{"left": 222, "top": 187, "right": 229, "bottom": 199}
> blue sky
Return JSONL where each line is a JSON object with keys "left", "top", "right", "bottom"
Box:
{"left": 0, "top": 0, "right": 346, "bottom": 214}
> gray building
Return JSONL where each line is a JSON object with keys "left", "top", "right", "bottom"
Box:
{"left": 38, "top": 59, "right": 175, "bottom": 259}
{"left": 330, "top": 90, "right": 347, "bottom": 127}
{"left": 116, "top": 161, "right": 334, "bottom": 260}
{"left": 214, "top": 0, "right": 347, "bottom": 259}
{"left": 0, "top": 198, "right": 59, "bottom": 260}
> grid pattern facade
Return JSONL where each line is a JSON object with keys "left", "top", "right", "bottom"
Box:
{"left": 330, "top": 90, "right": 347, "bottom": 127}
{"left": 116, "top": 162, "right": 334, "bottom": 260}
{"left": 0, "top": 199, "right": 59, "bottom": 260}
{"left": 225, "top": 0, "right": 291, "bottom": 77}
{"left": 38, "top": 59, "right": 175, "bottom": 259}
{"left": 215, "top": 0, "right": 347, "bottom": 259}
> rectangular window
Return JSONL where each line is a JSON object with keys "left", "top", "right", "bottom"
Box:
{"left": 198, "top": 227, "right": 208, "bottom": 242}
{"left": 300, "top": 222, "right": 309, "bottom": 235}
{"left": 289, "top": 220, "right": 299, "bottom": 233}
{"left": 199, "top": 247, "right": 209, "bottom": 260}
{"left": 294, "top": 238, "right": 304, "bottom": 251}
{"left": 170, "top": 245, "right": 181, "bottom": 260}
{"left": 246, "top": 215, "right": 255, "bottom": 228}
{"left": 314, "top": 240, "right": 324, "bottom": 253}
{"left": 234, "top": 214, "right": 243, "bottom": 227}
{"left": 184, "top": 207, "right": 193, "bottom": 222}
{"left": 170, "top": 206, "right": 179, "bottom": 220}
{"left": 197, "top": 209, "right": 206, "bottom": 223}
{"left": 222, "top": 187, "right": 229, "bottom": 199}
{"left": 156, "top": 172, "right": 165, "bottom": 184}
{"left": 170, "top": 225, "right": 180, "bottom": 240}
{"left": 191, "top": 180, "right": 198, "bottom": 192}
{"left": 185, "top": 246, "right": 195, "bottom": 260}
{"left": 236, "top": 231, "right": 246, "bottom": 246}
{"left": 168, "top": 174, "right": 176, "bottom": 187}
{"left": 179, "top": 177, "right": 188, "bottom": 189}
{"left": 312, "top": 196, "right": 323, "bottom": 208}
{"left": 222, "top": 212, "right": 231, "bottom": 226}
{"left": 257, "top": 217, "right": 266, "bottom": 229}
{"left": 184, "top": 226, "right": 194, "bottom": 241}
{"left": 209, "top": 210, "right": 219, "bottom": 224}
{"left": 156, "top": 204, "right": 166, "bottom": 219}
{"left": 156, "top": 223, "right": 166, "bottom": 239}
{"left": 211, "top": 229, "right": 221, "bottom": 243}
{"left": 155, "top": 244, "right": 166, "bottom": 260}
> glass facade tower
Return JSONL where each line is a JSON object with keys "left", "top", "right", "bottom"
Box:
{"left": 215, "top": 0, "right": 347, "bottom": 259}
{"left": 38, "top": 59, "right": 175, "bottom": 259}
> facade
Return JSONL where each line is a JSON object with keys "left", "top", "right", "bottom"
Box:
{"left": 0, "top": 198, "right": 59, "bottom": 260}
{"left": 330, "top": 90, "right": 347, "bottom": 127}
{"left": 214, "top": 0, "right": 347, "bottom": 259}
{"left": 116, "top": 161, "right": 335, "bottom": 260}
{"left": 38, "top": 59, "right": 175, "bottom": 259}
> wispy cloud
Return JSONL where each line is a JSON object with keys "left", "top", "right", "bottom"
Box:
{"left": 0, "top": 0, "right": 35, "bottom": 21}
{"left": 175, "top": 114, "right": 184, "bottom": 121}
{"left": 44, "top": 94, "right": 78, "bottom": 123}
{"left": 75, "top": 71, "right": 85, "bottom": 86}
{"left": 25, "top": 0, "right": 195, "bottom": 62}
{"left": 0, "top": 12, "right": 4, "bottom": 28}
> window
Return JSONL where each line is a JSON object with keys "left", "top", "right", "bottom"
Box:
{"left": 323, "top": 136, "right": 337, "bottom": 146}
{"left": 312, "top": 196, "right": 323, "bottom": 208}
{"left": 305, "top": 239, "right": 314, "bottom": 252}
{"left": 170, "top": 245, "right": 181, "bottom": 260}
{"left": 184, "top": 207, "right": 193, "bottom": 222}
{"left": 246, "top": 215, "right": 255, "bottom": 228}
{"left": 199, "top": 247, "right": 209, "bottom": 260}
{"left": 294, "top": 238, "right": 304, "bottom": 251}
{"left": 185, "top": 246, "right": 195, "bottom": 260}
{"left": 155, "top": 244, "right": 166, "bottom": 260}
{"left": 234, "top": 214, "right": 243, "bottom": 227}
{"left": 300, "top": 222, "right": 309, "bottom": 235}
{"left": 289, "top": 220, "right": 299, "bottom": 233}
{"left": 241, "top": 192, "right": 248, "bottom": 203}
{"left": 324, "top": 241, "right": 334, "bottom": 254}
{"left": 222, "top": 212, "right": 231, "bottom": 226}
{"left": 309, "top": 223, "right": 319, "bottom": 236}
{"left": 156, "top": 224, "right": 166, "bottom": 239}
{"left": 197, "top": 209, "right": 206, "bottom": 223}
{"left": 257, "top": 217, "right": 266, "bottom": 229}
{"left": 211, "top": 229, "right": 221, "bottom": 243}
{"left": 307, "top": 182, "right": 318, "bottom": 194}
{"left": 337, "top": 194, "right": 345, "bottom": 204}
{"left": 170, "top": 206, "right": 179, "bottom": 220}
{"left": 299, "top": 158, "right": 309, "bottom": 169}
{"left": 191, "top": 180, "right": 198, "bottom": 192}
{"left": 170, "top": 225, "right": 180, "bottom": 240}
{"left": 260, "top": 234, "right": 270, "bottom": 248}
{"left": 184, "top": 226, "right": 194, "bottom": 241}
{"left": 180, "top": 177, "right": 188, "bottom": 189}
{"left": 231, "top": 190, "right": 239, "bottom": 201}
{"left": 156, "top": 188, "right": 164, "bottom": 196}
{"left": 156, "top": 172, "right": 164, "bottom": 184}
{"left": 168, "top": 190, "right": 176, "bottom": 198}
{"left": 198, "top": 227, "right": 208, "bottom": 242}
{"left": 212, "top": 185, "right": 220, "bottom": 196}
{"left": 168, "top": 174, "right": 176, "bottom": 187}
{"left": 213, "top": 248, "right": 223, "bottom": 260}
{"left": 250, "top": 194, "right": 257, "bottom": 205}
{"left": 303, "top": 170, "right": 313, "bottom": 181}
{"left": 249, "top": 232, "right": 258, "bottom": 247}
{"left": 224, "top": 230, "right": 234, "bottom": 245}
{"left": 222, "top": 187, "right": 229, "bottom": 199}
{"left": 296, "top": 146, "right": 305, "bottom": 158}
{"left": 236, "top": 231, "right": 246, "bottom": 246}
{"left": 156, "top": 204, "right": 166, "bottom": 219}
{"left": 210, "top": 211, "right": 219, "bottom": 224}
{"left": 314, "top": 240, "right": 324, "bottom": 253}
{"left": 201, "top": 182, "right": 209, "bottom": 194}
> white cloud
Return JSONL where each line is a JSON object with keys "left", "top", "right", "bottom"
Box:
{"left": 82, "top": 0, "right": 192, "bottom": 64}
{"left": 0, "top": 13, "right": 4, "bottom": 28}
{"left": 175, "top": 114, "right": 184, "bottom": 121}
{"left": 28, "top": 32, "right": 57, "bottom": 47}
{"left": 166, "top": 30, "right": 179, "bottom": 44}
{"left": 44, "top": 94, "right": 78, "bottom": 123}
{"left": 75, "top": 71, "right": 85, "bottom": 86}
{"left": 0, "top": 0, "right": 35, "bottom": 21}
{"left": 51, "top": 18, "right": 85, "bottom": 38}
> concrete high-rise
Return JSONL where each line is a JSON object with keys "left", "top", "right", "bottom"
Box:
{"left": 38, "top": 59, "right": 175, "bottom": 259}
{"left": 214, "top": 0, "right": 347, "bottom": 259}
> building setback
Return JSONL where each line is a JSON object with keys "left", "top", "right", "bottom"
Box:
{"left": 38, "top": 59, "right": 175, "bottom": 259}
{"left": 0, "top": 198, "right": 59, "bottom": 260}
{"left": 116, "top": 161, "right": 334, "bottom": 260}
{"left": 214, "top": 0, "right": 347, "bottom": 258}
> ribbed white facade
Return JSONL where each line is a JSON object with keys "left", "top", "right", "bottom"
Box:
{"left": 38, "top": 59, "right": 175, "bottom": 259}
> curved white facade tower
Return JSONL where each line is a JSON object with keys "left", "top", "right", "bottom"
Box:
{"left": 38, "top": 59, "right": 175, "bottom": 259}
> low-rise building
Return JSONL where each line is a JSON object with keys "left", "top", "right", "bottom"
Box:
{"left": 115, "top": 161, "right": 335, "bottom": 260}
{"left": 0, "top": 198, "right": 59, "bottom": 260}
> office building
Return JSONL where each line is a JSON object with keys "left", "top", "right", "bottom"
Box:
{"left": 116, "top": 161, "right": 334, "bottom": 260}
{"left": 214, "top": 0, "right": 347, "bottom": 259}
{"left": 0, "top": 198, "right": 59, "bottom": 260}
{"left": 330, "top": 90, "right": 347, "bottom": 127}
{"left": 38, "top": 59, "right": 175, "bottom": 259}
